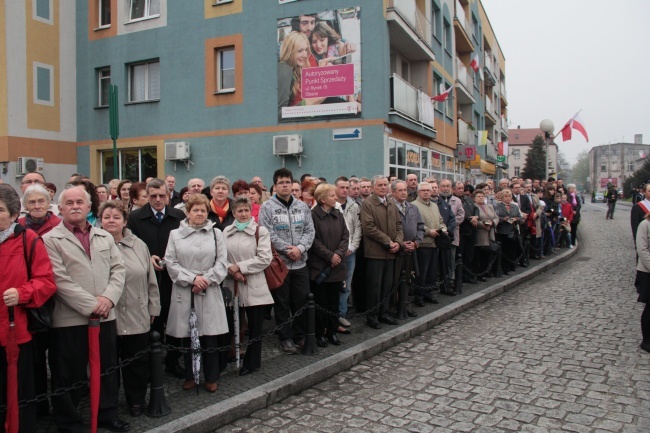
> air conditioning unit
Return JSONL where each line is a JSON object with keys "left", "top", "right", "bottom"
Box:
{"left": 165, "top": 142, "right": 190, "bottom": 161}
{"left": 273, "top": 135, "right": 302, "bottom": 156}
{"left": 17, "top": 157, "right": 44, "bottom": 176}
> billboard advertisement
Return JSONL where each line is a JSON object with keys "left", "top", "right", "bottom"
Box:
{"left": 277, "top": 7, "right": 361, "bottom": 122}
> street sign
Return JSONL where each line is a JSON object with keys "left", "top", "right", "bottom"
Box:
{"left": 457, "top": 145, "right": 477, "bottom": 161}
{"left": 333, "top": 128, "right": 362, "bottom": 140}
{"left": 496, "top": 155, "right": 506, "bottom": 163}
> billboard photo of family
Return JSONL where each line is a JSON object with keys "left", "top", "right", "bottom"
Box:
{"left": 277, "top": 7, "right": 361, "bottom": 122}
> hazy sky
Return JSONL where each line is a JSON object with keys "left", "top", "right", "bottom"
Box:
{"left": 481, "top": 0, "right": 650, "bottom": 164}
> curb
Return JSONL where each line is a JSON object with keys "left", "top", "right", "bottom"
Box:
{"left": 146, "top": 245, "right": 578, "bottom": 433}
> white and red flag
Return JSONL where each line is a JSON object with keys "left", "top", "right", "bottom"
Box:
{"left": 470, "top": 53, "right": 480, "bottom": 72}
{"left": 432, "top": 84, "right": 454, "bottom": 102}
{"left": 559, "top": 111, "right": 589, "bottom": 142}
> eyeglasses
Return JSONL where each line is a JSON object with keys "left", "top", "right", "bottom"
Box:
{"left": 21, "top": 179, "right": 44, "bottom": 185}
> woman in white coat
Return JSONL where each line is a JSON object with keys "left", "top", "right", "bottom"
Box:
{"left": 164, "top": 194, "right": 229, "bottom": 392}
{"left": 222, "top": 197, "right": 273, "bottom": 376}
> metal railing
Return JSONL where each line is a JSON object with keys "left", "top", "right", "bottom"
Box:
{"left": 455, "top": 57, "right": 474, "bottom": 91}
{"left": 390, "top": 74, "right": 435, "bottom": 129}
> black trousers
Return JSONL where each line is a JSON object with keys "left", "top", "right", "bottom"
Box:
{"left": 392, "top": 253, "right": 414, "bottom": 308}
{"left": 31, "top": 331, "right": 49, "bottom": 415}
{"left": 351, "top": 241, "right": 366, "bottom": 312}
{"left": 117, "top": 333, "right": 150, "bottom": 407}
{"left": 271, "top": 267, "right": 309, "bottom": 342}
{"left": 0, "top": 341, "right": 36, "bottom": 433}
{"left": 497, "top": 234, "right": 516, "bottom": 272}
{"left": 414, "top": 247, "right": 438, "bottom": 300}
{"left": 242, "top": 305, "right": 268, "bottom": 371}
{"left": 310, "top": 280, "right": 341, "bottom": 337}
{"left": 570, "top": 222, "right": 579, "bottom": 246}
{"left": 458, "top": 234, "right": 475, "bottom": 280}
{"left": 180, "top": 335, "right": 222, "bottom": 384}
{"left": 365, "top": 258, "right": 394, "bottom": 320}
{"left": 50, "top": 322, "right": 119, "bottom": 433}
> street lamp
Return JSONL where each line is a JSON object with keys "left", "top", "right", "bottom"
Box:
{"left": 539, "top": 119, "right": 554, "bottom": 180}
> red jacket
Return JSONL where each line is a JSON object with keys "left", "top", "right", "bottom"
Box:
{"left": 560, "top": 202, "right": 574, "bottom": 223}
{"left": 0, "top": 226, "right": 57, "bottom": 346}
{"left": 17, "top": 213, "right": 62, "bottom": 237}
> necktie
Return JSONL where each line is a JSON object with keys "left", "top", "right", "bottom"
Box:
{"left": 156, "top": 211, "right": 163, "bottom": 223}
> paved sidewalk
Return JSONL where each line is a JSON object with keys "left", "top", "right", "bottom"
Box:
{"left": 213, "top": 202, "right": 647, "bottom": 432}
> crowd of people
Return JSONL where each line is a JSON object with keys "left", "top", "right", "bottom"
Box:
{"left": 0, "top": 169, "right": 583, "bottom": 432}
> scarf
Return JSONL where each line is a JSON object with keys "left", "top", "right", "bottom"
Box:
{"left": 0, "top": 222, "right": 17, "bottom": 244}
{"left": 234, "top": 219, "right": 251, "bottom": 232}
{"left": 571, "top": 193, "right": 577, "bottom": 207}
{"left": 210, "top": 199, "right": 229, "bottom": 223}
{"left": 25, "top": 212, "right": 51, "bottom": 232}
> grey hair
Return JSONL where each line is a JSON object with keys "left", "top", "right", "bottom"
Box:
{"left": 370, "top": 175, "right": 387, "bottom": 186}
{"left": 391, "top": 180, "right": 406, "bottom": 192}
{"left": 210, "top": 175, "right": 231, "bottom": 190}
{"left": 567, "top": 183, "right": 576, "bottom": 190}
{"left": 146, "top": 178, "right": 168, "bottom": 194}
{"left": 0, "top": 185, "right": 22, "bottom": 217}
{"left": 23, "top": 184, "right": 51, "bottom": 205}
{"left": 59, "top": 185, "right": 92, "bottom": 206}
{"left": 418, "top": 181, "right": 431, "bottom": 189}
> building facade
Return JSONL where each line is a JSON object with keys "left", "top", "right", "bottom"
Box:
{"left": 588, "top": 143, "right": 650, "bottom": 192}
{"left": 507, "top": 127, "right": 557, "bottom": 180}
{"left": 0, "top": 0, "right": 507, "bottom": 191}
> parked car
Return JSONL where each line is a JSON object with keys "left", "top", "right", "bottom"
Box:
{"left": 594, "top": 192, "right": 605, "bottom": 203}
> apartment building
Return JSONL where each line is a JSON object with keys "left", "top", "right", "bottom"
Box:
{"left": 0, "top": 0, "right": 507, "bottom": 190}
{"left": 588, "top": 143, "right": 650, "bottom": 193}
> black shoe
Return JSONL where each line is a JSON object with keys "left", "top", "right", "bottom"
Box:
{"left": 520, "top": 263, "right": 529, "bottom": 268}
{"left": 328, "top": 334, "right": 341, "bottom": 346}
{"left": 367, "top": 319, "right": 382, "bottom": 329}
{"left": 443, "top": 289, "right": 457, "bottom": 296}
{"left": 280, "top": 339, "right": 298, "bottom": 355}
{"left": 423, "top": 295, "right": 439, "bottom": 304}
{"left": 98, "top": 419, "right": 131, "bottom": 432}
{"left": 413, "top": 299, "right": 425, "bottom": 307}
{"left": 316, "top": 336, "right": 329, "bottom": 347}
{"left": 641, "top": 342, "right": 650, "bottom": 353}
{"left": 164, "top": 363, "right": 185, "bottom": 379}
{"left": 407, "top": 310, "right": 418, "bottom": 317}
{"left": 378, "top": 315, "right": 399, "bottom": 325}
{"left": 129, "top": 405, "right": 144, "bottom": 417}
{"left": 239, "top": 366, "right": 255, "bottom": 376}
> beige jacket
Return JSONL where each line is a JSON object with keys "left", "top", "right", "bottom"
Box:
{"left": 411, "top": 197, "right": 446, "bottom": 248}
{"left": 43, "top": 222, "right": 125, "bottom": 327}
{"left": 115, "top": 229, "right": 161, "bottom": 335}
{"left": 222, "top": 221, "right": 274, "bottom": 307}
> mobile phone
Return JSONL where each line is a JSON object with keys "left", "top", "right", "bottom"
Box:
{"left": 332, "top": 54, "right": 351, "bottom": 65}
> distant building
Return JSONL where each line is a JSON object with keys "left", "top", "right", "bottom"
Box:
{"left": 507, "top": 127, "right": 557, "bottom": 180}
{"left": 588, "top": 143, "right": 650, "bottom": 192}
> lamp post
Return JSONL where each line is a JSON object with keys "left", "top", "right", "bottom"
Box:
{"left": 539, "top": 119, "right": 554, "bottom": 180}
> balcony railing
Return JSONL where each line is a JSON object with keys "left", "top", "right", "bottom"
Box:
{"left": 455, "top": 1, "right": 472, "bottom": 35}
{"left": 500, "top": 82, "right": 506, "bottom": 100}
{"left": 455, "top": 57, "right": 474, "bottom": 90}
{"left": 485, "top": 97, "right": 494, "bottom": 115}
{"left": 390, "top": 74, "right": 435, "bottom": 129}
{"left": 457, "top": 118, "right": 476, "bottom": 145}
{"left": 501, "top": 115, "right": 508, "bottom": 130}
{"left": 485, "top": 139, "right": 496, "bottom": 160}
{"left": 388, "top": 0, "right": 431, "bottom": 44}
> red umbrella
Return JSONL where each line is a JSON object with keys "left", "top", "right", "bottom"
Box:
{"left": 88, "top": 314, "right": 101, "bottom": 433}
{"left": 5, "top": 306, "right": 19, "bottom": 433}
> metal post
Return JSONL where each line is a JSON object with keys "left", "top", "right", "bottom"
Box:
{"left": 545, "top": 132, "right": 549, "bottom": 180}
{"left": 301, "top": 293, "right": 317, "bottom": 356}
{"left": 109, "top": 84, "right": 119, "bottom": 181}
{"left": 146, "top": 331, "right": 171, "bottom": 417}
{"left": 454, "top": 252, "right": 463, "bottom": 294}
{"left": 396, "top": 268, "right": 408, "bottom": 320}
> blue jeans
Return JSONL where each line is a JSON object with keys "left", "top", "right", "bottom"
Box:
{"left": 340, "top": 253, "right": 355, "bottom": 316}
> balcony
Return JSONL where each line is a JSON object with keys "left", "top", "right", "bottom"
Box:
{"left": 457, "top": 118, "right": 476, "bottom": 145}
{"left": 484, "top": 96, "right": 497, "bottom": 125}
{"left": 389, "top": 74, "right": 436, "bottom": 138}
{"left": 499, "top": 82, "right": 507, "bottom": 104}
{"left": 453, "top": 0, "right": 473, "bottom": 53}
{"left": 455, "top": 58, "right": 475, "bottom": 105}
{"left": 387, "top": 0, "right": 436, "bottom": 61}
{"left": 484, "top": 138, "right": 496, "bottom": 162}
{"left": 483, "top": 52, "right": 497, "bottom": 86}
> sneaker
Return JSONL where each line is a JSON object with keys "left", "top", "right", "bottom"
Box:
{"left": 569, "top": 244, "right": 574, "bottom": 249}
{"left": 280, "top": 339, "right": 297, "bottom": 355}
{"left": 339, "top": 317, "right": 351, "bottom": 327}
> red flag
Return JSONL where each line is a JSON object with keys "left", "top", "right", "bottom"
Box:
{"left": 432, "top": 84, "right": 454, "bottom": 102}
{"left": 470, "top": 53, "right": 480, "bottom": 72}
{"left": 559, "top": 111, "right": 589, "bottom": 142}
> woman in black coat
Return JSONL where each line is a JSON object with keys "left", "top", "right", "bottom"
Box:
{"left": 566, "top": 184, "right": 581, "bottom": 247}
{"left": 495, "top": 189, "right": 522, "bottom": 275}
{"left": 308, "top": 184, "right": 349, "bottom": 348}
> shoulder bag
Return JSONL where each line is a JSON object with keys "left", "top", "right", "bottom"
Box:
{"left": 255, "top": 226, "right": 288, "bottom": 290}
{"left": 21, "top": 229, "right": 54, "bottom": 333}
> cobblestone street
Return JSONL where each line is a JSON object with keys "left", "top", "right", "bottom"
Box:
{"left": 216, "top": 202, "right": 648, "bottom": 432}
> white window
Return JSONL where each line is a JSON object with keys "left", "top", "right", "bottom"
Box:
{"left": 98, "top": 67, "right": 111, "bottom": 107}
{"left": 216, "top": 47, "right": 235, "bottom": 92}
{"left": 128, "top": 60, "right": 160, "bottom": 102}
{"left": 514, "top": 167, "right": 520, "bottom": 176}
{"left": 99, "top": 0, "right": 111, "bottom": 27}
{"left": 33, "top": 0, "right": 53, "bottom": 24}
{"left": 33, "top": 62, "right": 54, "bottom": 106}
{"left": 129, "top": 0, "right": 160, "bottom": 22}
{"left": 513, "top": 149, "right": 520, "bottom": 160}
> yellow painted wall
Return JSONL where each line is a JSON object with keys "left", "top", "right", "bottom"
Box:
{"left": 26, "top": 0, "right": 60, "bottom": 131}
{"left": 205, "top": 0, "right": 242, "bottom": 19}
{"left": 0, "top": 0, "right": 7, "bottom": 136}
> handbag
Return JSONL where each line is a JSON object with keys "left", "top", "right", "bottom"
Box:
{"left": 483, "top": 227, "right": 501, "bottom": 255}
{"left": 435, "top": 229, "right": 452, "bottom": 249}
{"left": 21, "top": 228, "right": 54, "bottom": 333}
{"left": 255, "top": 226, "right": 289, "bottom": 290}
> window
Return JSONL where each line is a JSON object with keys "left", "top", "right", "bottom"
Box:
{"left": 97, "top": 67, "right": 111, "bottom": 107}
{"left": 129, "top": 0, "right": 160, "bottom": 22}
{"left": 600, "top": 165, "right": 606, "bottom": 172}
{"left": 513, "top": 149, "right": 520, "bottom": 160}
{"left": 216, "top": 48, "right": 235, "bottom": 92}
{"left": 101, "top": 147, "right": 158, "bottom": 183}
{"left": 433, "top": 74, "right": 443, "bottom": 113}
{"left": 443, "top": 20, "right": 452, "bottom": 53}
{"left": 431, "top": 3, "right": 440, "bottom": 41}
{"left": 34, "top": 0, "right": 52, "bottom": 23}
{"left": 128, "top": 60, "right": 160, "bottom": 102}
{"left": 514, "top": 167, "right": 520, "bottom": 176}
{"left": 99, "top": 0, "right": 111, "bottom": 27}
{"left": 445, "top": 83, "right": 453, "bottom": 118}
{"left": 33, "top": 62, "right": 53, "bottom": 106}
{"left": 472, "top": 15, "right": 479, "bottom": 41}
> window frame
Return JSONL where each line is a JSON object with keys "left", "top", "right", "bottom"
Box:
{"left": 33, "top": 62, "right": 54, "bottom": 106}
{"left": 100, "top": 147, "right": 158, "bottom": 184}
{"left": 97, "top": 67, "right": 111, "bottom": 108}
{"left": 127, "top": 59, "right": 160, "bottom": 103}
{"left": 98, "top": 0, "right": 111, "bottom": 28}
{"left": 215, "top": 47, "right": 235, "bottom": 93}
{"left": 213, "top": 0, "right": 234, "bottom": 4}
{"left": 513, "top": 149, "right": 520, "bottom": 160}
{"left": 33, "top": 0, "right": 53, "bottom": 24}
{"left": 128, "top": 0, "right": 160, "bottom": 23}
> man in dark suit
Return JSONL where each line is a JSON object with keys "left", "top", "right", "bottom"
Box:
{"left": 127, "top": 178, "right": 186, "bottom": 378}
{"left": 511, "top": 182, "right": 532, "bottom": 267}
{"left": 165, "top": 175, "right": 182, "bottom": 207}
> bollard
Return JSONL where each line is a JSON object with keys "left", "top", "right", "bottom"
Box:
{"left": 455, "top": 252, "right": 463, "bottom": 294}
{"left": 146, "top": 331, "right": 171, "bottom": 418}
{"left": 302, "top": 293, "right": 317, "bottom": 356}
{"left": 396, "top": 271, "right": 408, "bottom": 320}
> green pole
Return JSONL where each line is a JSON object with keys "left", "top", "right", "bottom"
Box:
{"left": 109, "top": 84, "right": 119, "bottom": 180}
